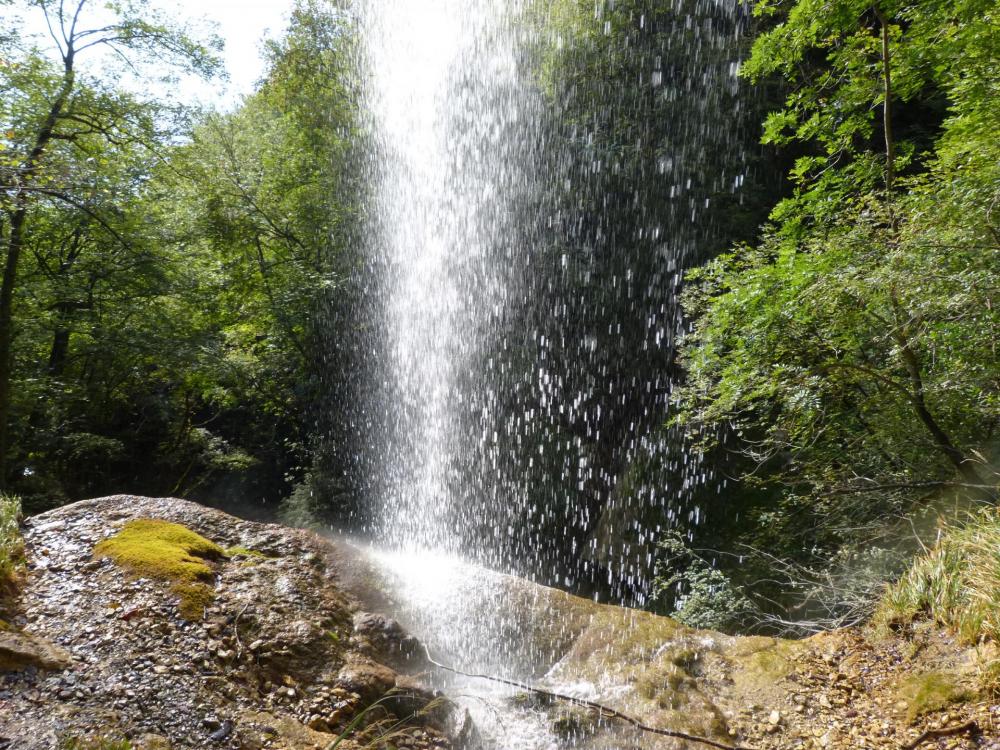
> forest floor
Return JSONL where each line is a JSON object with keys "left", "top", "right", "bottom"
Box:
{"left": 0, "top": 496, "right": 996, "bottom": 750}
{"left": 710, "top": 626, "right": 999, "bottom": 750}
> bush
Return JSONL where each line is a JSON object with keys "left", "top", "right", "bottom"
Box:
{"left": 0, "top": 493, "right": 24, "bottom": 598}
{"left": 651, "top": 531, "right": 756, "bottom": 632}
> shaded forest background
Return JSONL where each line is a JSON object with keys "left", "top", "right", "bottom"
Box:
{"left": 1, "top": 0, "right": 997, "bottom": 632}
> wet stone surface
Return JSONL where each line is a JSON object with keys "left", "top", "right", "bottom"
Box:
{"left": 0, "top": 496, "right": 462, "bottom": 750}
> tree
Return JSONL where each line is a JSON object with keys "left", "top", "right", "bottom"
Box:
{"left": 149, "top": 0, "right": 361, "bottom": 515}
{"left": 0, "top": 0, "right": 220, "bottom": 487}
{"left": 671, "top": 0, "right": 1000, "bottom": 618}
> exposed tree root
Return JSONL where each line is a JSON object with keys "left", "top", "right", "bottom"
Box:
{"left": 900, "top": 720, "right": 980, "bottom": 750}
{"left": 422, "top": 645, "right": 758, "bottom": 750}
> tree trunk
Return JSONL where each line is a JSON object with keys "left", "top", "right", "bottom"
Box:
{"left": 0, "top": 54, "right": 75, "bottom": 488}
{"left": 47, "top": 324, "right": 71, "bottom": 377}
{"left": 0, "top": 209, "right": 25, "bottom": 489}
{"left": 893, "top": 323, "right": 987, "bottom": 492}
{"left": 875, "top": 7, "right": 896, "bottom": 192}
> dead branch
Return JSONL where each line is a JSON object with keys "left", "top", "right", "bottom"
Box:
{"left": 422, "top": 645, "right": 758, "bottom": 750}
{"left": 901, "top": 720, "right": 979, "bottom": 750}
{"left": 231, "top": 600, "right": 251, "bottom": 659}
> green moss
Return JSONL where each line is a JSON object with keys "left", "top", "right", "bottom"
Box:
{"left": 896, "top": 671, "right": 975, "bottom": 723}
{"left": 171, "top": 582, "right": 216, "bottom": 620}
{"left": 635, "top": 664, "right": 690, "bottom": 709}
{"left": 727, "top": 637, "right": 801, "bottom": 695}
{"left": 746, "top": 646, "right": 794, "bottom": 680}
{"left": 224, "top": 546, "right": 267, "bottom": 559}
{"left": 94, "top": 519, "right": 224, "bottom": 620}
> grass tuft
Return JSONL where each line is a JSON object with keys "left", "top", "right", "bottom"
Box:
{"left": 0, "top": 493, "right": 24, "bottom": 600}
{"left": 94, "top": 518, "right": 224, "bottom": 620}
{"left": 874, "top": 510, "right": 1000, "bottom": 644}
{"left": 874, "top": 509, "right": 1000, "bottom": 697}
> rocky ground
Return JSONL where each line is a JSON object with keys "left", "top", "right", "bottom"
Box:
{"left": 0, "top": 496, "right": 469, "bottom": 750}
{"left": 358, "top": 544, "right": 1000, "bottom": 750}
{"left": 464, "top": 571, "right": 1000, "bottom": 750}
{"left": 0, "top": 496, "right": 997, "bottom": 750}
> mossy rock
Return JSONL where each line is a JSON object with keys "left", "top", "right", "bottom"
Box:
{"left": 727, "top": 636, "right": 801, "bottom": 692}
{"left": 551, "top": 707, "right": 601, "bottom": 739}
{"left": 94, "top": 519, "right": 224, "bottom": 620}
{"left": 224, "top": 546, "right": 267, "bottom": 559}
{"left": 896, "top": 670, "right": 976, "bottom": 723}
{"left": 635, "top": 662, "right": 693, "bottom": 709}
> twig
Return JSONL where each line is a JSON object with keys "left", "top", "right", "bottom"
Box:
{"left": 232, "top": 601, "right": 250, "bottom": 659}
{"left": 421, "top": 645, "right": 757, "bottom": 750}
{"left": 901, "top": 720, "right": 979, "bottom": 750}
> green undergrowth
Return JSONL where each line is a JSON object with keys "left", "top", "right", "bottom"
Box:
{"left": 94, "top": 519, "right": 224, "bottom": 620}
{"left": 874, "top": 509, "right": 1000, "bottom": 697}
{"left": 874, "top": 510, "right": 1000, "bottom": 643}
{"left": 0, "top": 493, "right": 24, "bottom": 601}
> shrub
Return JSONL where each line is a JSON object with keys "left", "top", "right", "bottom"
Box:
{"left": 874, "top": 510, "right": 1000, "bottom": 644}
{"left": 651, "top": 531, "right": 756, "bottom": 632}
{"left": 0, "top": 493, "right": 24, "bottom": 598}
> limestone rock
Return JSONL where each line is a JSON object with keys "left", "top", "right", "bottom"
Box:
{"left": 0, "top": 628, "right": 71, "bottom": 671}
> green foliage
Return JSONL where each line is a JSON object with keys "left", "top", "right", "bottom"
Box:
{"left": 651, "top": 531, "right": 755, "bottom": 632}
{"left": 0, "top": 0, "right": 360, "bottom": 510}
{"left": 672, "top": 0, "right": 1000, "bottom": 618}
{"left": 0, "top": 492, "right": 23, "bottom": 597}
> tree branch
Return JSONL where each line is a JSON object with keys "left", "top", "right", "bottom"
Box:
{"left": 901, "top": 720, "right": 979, "bottom": 750}
{"left": 422, "top": 645, "right": 758, "bottom": 750}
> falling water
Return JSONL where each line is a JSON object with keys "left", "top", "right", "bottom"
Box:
{"left": 352, "top": 0, "right": 760, "bottom": 745}
{"left": 356, "top": 0, "right": 757, "bottom": 599}
{"left": 356, "top": 0, "right": 544, "bottom": 558}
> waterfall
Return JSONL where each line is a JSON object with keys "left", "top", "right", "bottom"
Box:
{"left": 356, "top": 0, "right": 544, "bottom": 559}
{"left": 350, "top": 0, "right": 759, "bottom": 746}
{"left": 352, "top": 0, "right": 758, "bottom": 611}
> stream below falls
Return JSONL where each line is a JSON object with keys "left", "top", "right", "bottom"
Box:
{"left": 360, "top": 544, "right": 648, "bottom": 750}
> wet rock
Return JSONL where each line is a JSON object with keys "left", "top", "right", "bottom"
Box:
{"left": 0, "top": 629, "right": 72, "bottom": 672}
{"left": 202, "top": 715, "right": 222, "bottom": 731}
{"left": 3, "top": 496, "right": 464, "bottom": 750}
{"left": 352, "top": 611, "right": 425, "bottom": 670}
{"left": 208, "top": 719, "right": 233, "bottom": 742}
{"left": 337, "top": 659, "right": 397, "bottom": 703}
